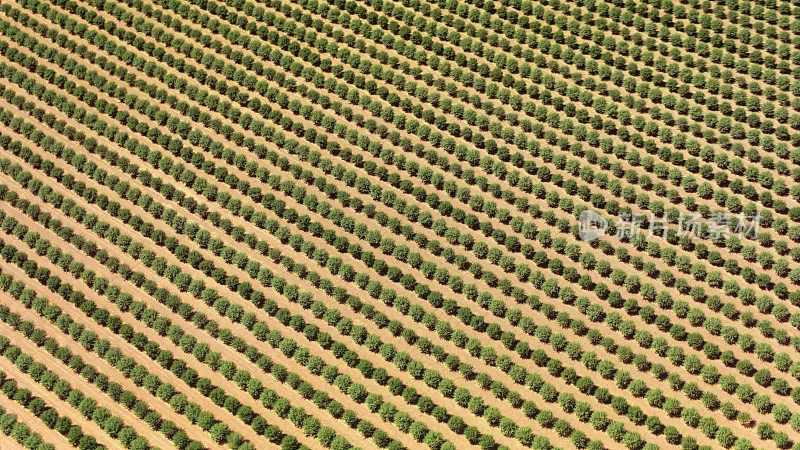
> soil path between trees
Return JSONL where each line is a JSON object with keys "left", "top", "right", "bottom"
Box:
{"left": 0, "top": 374, "right": 74, "bottom": 450}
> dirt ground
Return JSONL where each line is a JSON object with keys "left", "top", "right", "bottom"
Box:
{"left": 0, "top": 0, "right": 795, "bottom": 447}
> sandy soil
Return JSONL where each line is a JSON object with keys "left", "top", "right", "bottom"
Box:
{"left": 0, "top": 229, "right": 221, "bottom": 449}
{"left": 0, "top": 124, "right": 499, "bottom": 448}
{"left": 0, "top": 172, "right": 426, "bottom": 448}
{"left": 17, "top": 0, "right": 792, "bottom": 326}
{"left": 108, "top": 0, "right": 800, "bottom": 298}
{"left": 0, "top": 435, "right": 31, "bottom": 450}
{"left": 15, "top": 0, "right": 792, "bottom": 326}
{"left": 0, "top": 117, "right": 673, "bottom": 448}
{"left": 0, "top": 51, "right": 780, "bottom": 450}
{"left": 0, "top": 384, "right": 73, "bottom": 450}
{"left": 0, "top": 36, "right": 536, "bottom": 446}
{"left": 0, "top": 317, "right": 147, "bottom": 449}
{"left": 1, "top": 0, "right": 792, "bottom": 444}
{"left": 0, "top": 52, "right": 780, "bottom": 446}
{"left": 0, "top": 179, "right": 332, "bottom": 449}
{"left": 0, "top": 65, "right": 544, "bottom": 448}
{"left": 0, "top": 68, "right": 443, "bottom": 444}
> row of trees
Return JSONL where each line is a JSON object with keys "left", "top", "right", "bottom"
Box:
{"left": 0, "top": 132, "right": 720, "bottom": 450}
{"left": 203, "top": 0, "right": 796, "bottom": 232}
{"left": 0, "top": 119, "right": 513, "bottom": 448}
{"left": 0, "top": 373, "right": 55, "bottom": 450}
{"left": 4, "top": 0, "right": 792, "bottom": 446}
{"left": 0, "top": 234, "right": 227, "bottom": 448}
{"left": 36, "top": 0, "right": 800, "bottom": 274}
{"left": 0, "top": 59, "right": 580, "bottom": 446}
{"left": 75, "top": 0, "right": 800, "bottom": 334}
{"left": 0, "top": 166, "right": 439, "bottom": 450}
{"left": 0, "top": 29, "right": 792, "bottom": 444}
{"left": 0, "top": 319, "right": 150, "bottom": 449}
{"left": 73, "top": 0, "right": 792, "bottom": 253}
{"left": 18, "top": 0, "right": 792, "bottom": 332}
{"left": 0, "top": 38, "right": 792, "bottom": 450}
{"left": 264, "top": 0, "right": 800, "bottom": 214}
{"left": 134, "top": 0, "right": 796, "bottom": 296}
{"left": 97, "top": 0, "right": 800, "bottom": 444}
